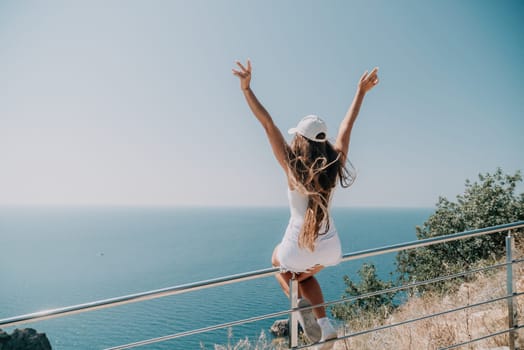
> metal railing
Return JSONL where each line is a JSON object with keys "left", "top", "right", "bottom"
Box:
{"left": 1, "top": 221, "right": 524, "bottom": 349}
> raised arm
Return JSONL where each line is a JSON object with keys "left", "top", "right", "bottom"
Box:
{"left": 334, "top": 67, "right": 379, "bottom": 163}
{"left": 232, "top": 59, "right": 289, "bottom": 171}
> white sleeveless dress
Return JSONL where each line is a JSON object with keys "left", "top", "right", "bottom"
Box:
{"left": 276, "top": 188, "right": 342, "bottom": 273}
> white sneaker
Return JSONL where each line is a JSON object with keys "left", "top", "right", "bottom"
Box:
{"left": 296, "top": 298, "right": 321, "bottom": 343}
{"left": 317, "top": 317, "right": 337, "bottom": 350}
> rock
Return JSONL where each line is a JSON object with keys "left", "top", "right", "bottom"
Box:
{"left": 0, "top": 328, "right": 52, "bottom": 350}
{"left": 0, "top": 329, "right": 10, "bottom": 345}
{"left": 270, "top": 319, "right": 289, "bottom": 337}
{"left": 269, "top": 319, "right": 303, "bottom": 338}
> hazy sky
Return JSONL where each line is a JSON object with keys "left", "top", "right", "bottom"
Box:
{"left": 1, "top": 0, "right": 523, "bottom": 207}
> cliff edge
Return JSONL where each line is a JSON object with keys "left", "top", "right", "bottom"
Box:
{"left": 0, "top": 328, "right": 52, "bottom": 350}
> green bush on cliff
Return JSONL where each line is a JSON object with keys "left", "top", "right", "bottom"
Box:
{"left": 331, "top": 263, "right": 397, "bottom": 322}
{"left": 396, "top": 168, "right": 524, "bottom": 294}
{"left": 333, "top": 169, "right": 524, "bottom": 322}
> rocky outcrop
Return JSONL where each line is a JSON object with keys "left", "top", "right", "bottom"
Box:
{"left": 269, "top": 319, "right": 304, "bottom": 338}
{"left": 0, "top": 328, "right": 52, "bottom": 350}
{"left": 270, "top": 319, "right": 289, "bottom": 337}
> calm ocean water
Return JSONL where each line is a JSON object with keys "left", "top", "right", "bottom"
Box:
{"left": 0, "top": 206, "right": 432, "bottom": 349}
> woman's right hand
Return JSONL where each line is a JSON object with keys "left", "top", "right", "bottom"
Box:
{"left": 358, "top": 67, "right": 379, "bottom": 94}
{"left": 232, "top": 59, "right": 252, "bottom": 91}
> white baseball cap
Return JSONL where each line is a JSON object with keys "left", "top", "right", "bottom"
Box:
{"left": 288, "top": 115, "right": 328, "bottom": 142}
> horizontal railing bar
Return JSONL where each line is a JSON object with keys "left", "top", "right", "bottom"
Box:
{"left": 6, "top": 253, "right": 519, "bottom": 334}
{"left": 286, "top": 256, "right": 524, "bottom": 317}
{"left": 301, "top": 258, "right": 518, "bottom": 313}
{"left": 513, "top": 257, "right": 524, "bottom": 264}
{"left": 310, "top": 325, "right": 524, "bottom": 350}
{"left": 295, "top": 291, "right": 524, "bottom": 349}
{"left": 341, "top": 221, "right": 524, "bottom": 262}
{"left": 438, "top": 324, "right": 524, "bottom": 350}
{"left": 104, "top": 308, "right": 292, "bottom": 350}
{"left": 0, "top": 267, "right": 279, "bottom": 328}
{"left": 1, "top": 221, "right": 523, "bottom": 330}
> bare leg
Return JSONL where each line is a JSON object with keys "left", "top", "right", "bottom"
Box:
{"left": 272, "top": 245, "right": 327, "bottom": 318}
{"left": 298, "top": 276, "right": 326, "bottom": 319}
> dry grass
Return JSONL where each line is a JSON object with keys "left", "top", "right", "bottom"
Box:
{"left": 335, "top": 245, "right": 524, "bottom": 350}
{"left": 214, "top": 243, "right": 524, "bottom": 349}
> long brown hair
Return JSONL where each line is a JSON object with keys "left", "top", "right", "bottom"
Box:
{"left": 286, "top": 134, "right": 354, "bottom": 251}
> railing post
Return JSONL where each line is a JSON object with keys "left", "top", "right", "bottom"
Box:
{"left": 506, "top": 230, "right": 517, "bottom": 350}
{"left": 289, "top": 276, "right": 299, "bottom": 349}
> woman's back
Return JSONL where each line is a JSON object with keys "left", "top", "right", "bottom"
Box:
{"left": 288, "top": 188, "right": 309, "bottom": 222}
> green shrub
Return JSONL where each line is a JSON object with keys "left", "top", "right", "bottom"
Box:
{"left": 331, "top": 263, "right": 397, "bottom": 322}
{"left": 396, "top": 168, "right": 524, "bottom": 294}
{"left": 334, "top": 168, "right": 524, "bottom": 322}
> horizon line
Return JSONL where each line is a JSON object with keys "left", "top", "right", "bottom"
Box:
{"left": 0, "top": 203, "right": 436, "bottom": 210}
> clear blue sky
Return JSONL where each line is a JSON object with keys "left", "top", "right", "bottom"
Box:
{"left": 1, "top": 0, "right": 523, "bottom": 207}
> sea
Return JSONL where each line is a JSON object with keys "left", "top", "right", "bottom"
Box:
{"left": 0, "top": 206, "right": 433, "bottom": 349}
